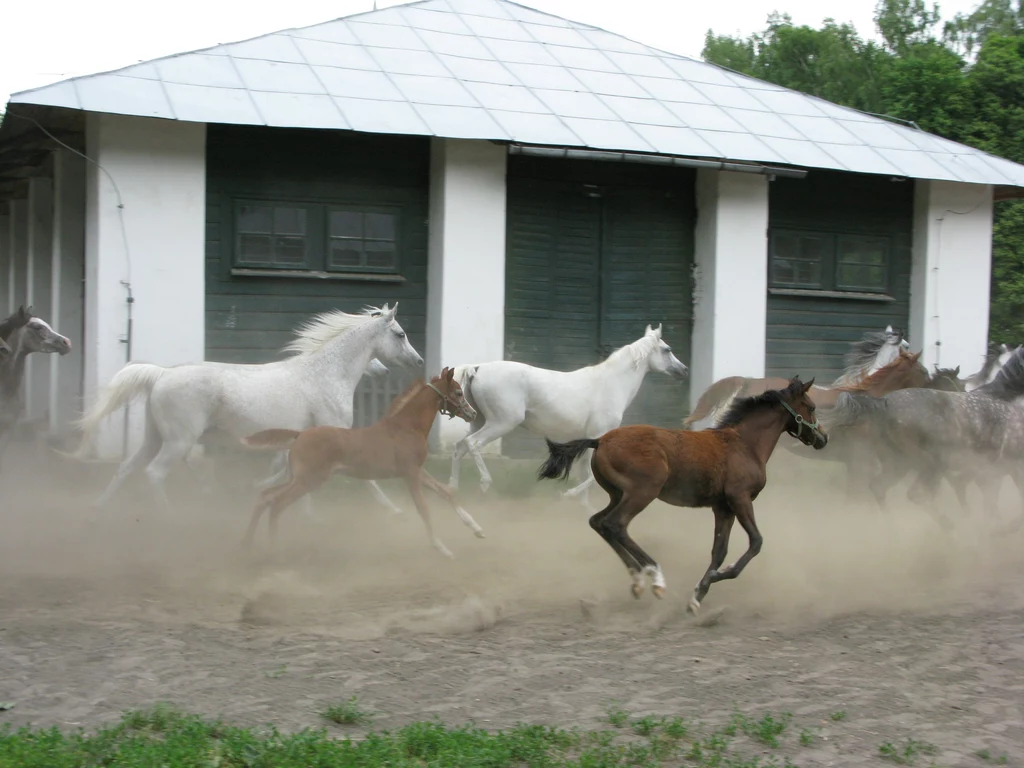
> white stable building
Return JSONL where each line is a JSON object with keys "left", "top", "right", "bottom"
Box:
{"left": 2, "top": 0, "right": 1022, "bottom": 458}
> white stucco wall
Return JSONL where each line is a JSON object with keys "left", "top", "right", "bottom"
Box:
{"left": 0, "top": 213, "right": 9, "bottom": 318}
{"left": 690, "top": 169, "right": 769, "bottom": 409}
{"left": 51, "top": 149, "right": 86, "bottom": 436}
{"left": 26, "top": 177, "right": 54, "bottom": 423}
{"left": 910, "top": 180, "right": 993, "bottom": 374}
{"left": 85, "top": 113, "right": 207, "bottom": 458}
{"left": 10, "top": 200, "right": 28, "bottom": 313}
{"left": 426, "top": 138, "right": 507, "bottom": 451}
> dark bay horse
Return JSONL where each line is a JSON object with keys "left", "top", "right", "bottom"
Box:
{"left": 240, "top": 367, "right": 485, "bottom": 557}
{"left": 538, "top": 378, "right": 827, "bottom": 614}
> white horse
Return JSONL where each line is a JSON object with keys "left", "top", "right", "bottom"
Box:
{"left": 964, "top": 343, "right": 1018, "bottom": 392}
{"left": 449, "top": 324, "right": 689, "bottom": 509}
{"left": 72, "top": 303, "right": 423, "bottom": 511}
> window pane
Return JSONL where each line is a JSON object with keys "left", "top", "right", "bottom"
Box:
{"left": 276, "top": 236, "right": 307, "bottom": 266}
{"left": 238, "top": 233, "right": 273, "bottom": 265}
{"left": 238, "top": 206, "right": 272, "bottom": 234}
{"left": 274, "top": 207, "right": 307, "bottom": 236}
{"left": 365, "top": 240, "right": 396, "bottom": 269}
{"left": 330, "top": 210, "right": 363, "bottom": 239}
{"left": 771, "top": 232, "right": 823, "bottom": 288}
{"left": 364, "top": 212, "right": 396, "bottom": 241}
{"left": 329, "top": 239, "right": 363, "bottom": 268}
{"left": 837, "top": 236, "right": 888, "bottom": 290}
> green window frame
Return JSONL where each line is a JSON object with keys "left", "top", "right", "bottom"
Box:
{"left": 769, "top": 228, "right": 891, "bottom": 295}
{"left": 232, "top": 198, "right": 402, "bottom": 276}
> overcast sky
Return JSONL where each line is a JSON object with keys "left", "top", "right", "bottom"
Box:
{"left": 2, "top": 0, "right": 983, "bottom": 107}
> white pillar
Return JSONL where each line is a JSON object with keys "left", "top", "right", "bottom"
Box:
{"left": 85, "top": 113, "right": 207, "bottom": 459}
{"left": 27, "top": 177, "right": 54, "bottom": 424}
{"left": 0, "top": 212, "right": 9, "bottom": 319}
{"left": 690, "top": 169, "right": 769, "bottom": 408}
{"left": 910, "top": 180, "right": 993, "bottom": 373}
{"left": 51, "top": 149, "right": 86, "bottom": 436}
{"left": 10, "top": 199, "right": 28, "bottom": 310}
{"left": 426, "top": 138, "right": 507, "bottom": 451}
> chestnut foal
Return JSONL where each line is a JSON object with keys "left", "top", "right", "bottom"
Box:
{"left": 241, "top": 367, "right": 485, "bottom": 557}
{"left": 539, "top": 378, "right": 827, "bottom": 614}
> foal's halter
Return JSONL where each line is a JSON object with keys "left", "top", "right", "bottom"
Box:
{"left": 425, "top": 382, "right": 463, "bottom": 420}
{"left": 779, "top": 400, "right": 826, "bottom": 444}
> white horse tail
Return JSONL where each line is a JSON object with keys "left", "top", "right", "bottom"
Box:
{"left": 67, "top": 363, "right": 167, "bottom": 460}
{"left": 240, "top": 429, "right": 302, "bottom": 450}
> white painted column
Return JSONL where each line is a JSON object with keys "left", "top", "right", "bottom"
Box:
{"left": 910, "top": 180, "right": 993, "bottom": 373}
{"left": 690, "top": 169, "right": 769, "bottom": 409}
{"left": 51, "top": 149, "right": 86, "bottom": 436}
{"left": 426, "top": 138, "right": 507, "bottom": 451}
{"left": 85, "top": 113, "right": 207, "bottom": 459}
{"left": 26, "top": 177, "right": 54, "bottom": 424}
{"left": 10, "top": 199, "right": 29, "bottom": 310}
{"left": 0, "top": 212, "right": 10, "bottom": 319}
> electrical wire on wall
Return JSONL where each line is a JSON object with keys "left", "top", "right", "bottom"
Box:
{"left": 8, "top": 110, "right": 136, "bottom": 459}
{"left": 932, "top": 199, "right": 986, "bottom": 368}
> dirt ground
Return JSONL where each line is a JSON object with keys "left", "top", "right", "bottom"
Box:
{"left": 1, "top": 444, "right": 1023, "bottom": 766}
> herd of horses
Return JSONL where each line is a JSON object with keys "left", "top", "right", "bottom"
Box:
{"left": 1, "top": 301, "right": 1020, "bottom": 613}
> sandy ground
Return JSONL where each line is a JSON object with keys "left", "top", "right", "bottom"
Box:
{"left": 1, "top": 443, "right": 1023, "bottom": 766}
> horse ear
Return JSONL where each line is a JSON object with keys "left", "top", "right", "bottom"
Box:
{"left": 885, "top": 324, "right": 893, "bottom": 333}
{"left": 447, "top": 367, "right": 455, "bottom": 381}
{"left": 802, "top": 378, "right": 815, "bottom": 393}
{"left": 911, "top": 351, "right": 922, "bottom": 362}
{"left": 645, "top": 324, "right": 653, "bottom": 335}
{"left": 954, "top": 365, "right": 961, "bottom": 375}
{"left": 655, "top": 323, "right": 663, "bottom": 338}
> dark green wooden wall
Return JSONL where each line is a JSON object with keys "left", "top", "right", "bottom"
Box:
{"left": 504, "top": 155, "right": 695, "bottom": 456}
{"left": 766, "top": 170, "right": 913, "bottom": 382}
{"left": 204, "top": 125, "right": 430, "bottom": 425}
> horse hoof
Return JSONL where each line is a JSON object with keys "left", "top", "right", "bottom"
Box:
{"left": 479, "top": 483, "right": 491, "bottom": 494}
{"left": 631, "top": 584, "right": 644, "bottom": 599}
{"left": 474, "top": 529, "right": 486, "bottom": 539}
{"left": 651, "top": 585, "right": 665, "bottom": 600}
{"left": 686, "top": 597, "right": 701, "bottom": 615}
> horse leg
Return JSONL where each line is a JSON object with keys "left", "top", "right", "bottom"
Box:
{"left": 143, "top": 438, "right": 195, "bottom": 513}
{"left": 267, "top": 479, "right": 318, "bottom": 547}
{"left": 419, "top": 468, "right": 485, "bottom": 539}
{"left": 907, "top": 465, "right": 955, "bottom": 531}
{"left": 689, "top": 497, "right": 762, "bottom": 611}
{"left": 449, "top": 414, "right": 485, "bottom": 491}
{"left": 366, "top": 480, "right": 404, "bottom": 515}
{"left": 91, "top": 415, "right": 162, "bottom": 509}
{"left": 462, "top": 420, "right": 517, "bottom": 494}
{"left": 689, "top": 504, "right": 736, "bottom": 614}
{"left": 185, "top": 446, "right": 215, "bottom": 496}
{"left": 588, "top": 489, "right": 647, "bottom": 596}
{"left": 404, "top": 471, "right": 453, "bottom": 558}
{"left": 594, "top": 489, "right": 664, "bottom": 599}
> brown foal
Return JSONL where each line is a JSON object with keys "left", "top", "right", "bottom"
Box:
{"left": 241, "top": 367, "right": 485, "bottom": 557}
{"left": 539, "top": 378, "right": 827, "bottom": 614}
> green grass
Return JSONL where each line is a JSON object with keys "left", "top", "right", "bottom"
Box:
{"left": 321, "top": 697, "right": 373, "bottom": 726}
{"left": 0, "top": 703, "right": 995, "bottom": 768}
{"left": 829, "top": 711, "right": 847, "bottom": 722}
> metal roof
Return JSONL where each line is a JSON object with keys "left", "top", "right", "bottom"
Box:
{"left": 8, "top": 0, "right": 1024, "bottom": 188}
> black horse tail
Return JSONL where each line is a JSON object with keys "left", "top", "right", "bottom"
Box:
{"left": 537, "top": 438, "right": 601, "bottom": 481}
{"left": 820, "top": 391, "right": 886, "bottom": 432}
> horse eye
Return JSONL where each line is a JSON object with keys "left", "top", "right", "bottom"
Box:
{"left": 397, "top": 331, "right": 406, "bottom": 339}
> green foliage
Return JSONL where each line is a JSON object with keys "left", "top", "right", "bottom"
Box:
{"left": 702, "top": 0, "right": 1024, "bottom": 345}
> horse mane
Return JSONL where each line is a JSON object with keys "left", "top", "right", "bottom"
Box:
{"left": 714, "top": 378, "right": 806, "bottom": 429}
{"left": 384, "top": 379, "right": 426, "bottom": 417}
{"left": 605, "top": 332, "right": 660, "bottom": 370}
{"left": 282, "top": 306, "right": 386, "bottom": 357}
{"left": 977, "top": 346, "right": 1024, "bottom": 400}
{"left": 832, "top": 328, "right": 898, "bottom": 386}
{"left": 843, "top": 349, "right": 923, "bottom": 392}
{"left": 0, "top": 305, "right": 33, "bottom": 342}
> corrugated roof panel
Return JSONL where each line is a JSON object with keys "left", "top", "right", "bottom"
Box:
{"left": 313, "top": 67, "right": 405, "bottom": 99}
{"left": 8, "top": 0, "right": 1024, "bottom": 189}
{"left": 163, "top": 82, "right": 260, "bottom": 123}
{"left": 251, "top": 92, "right": 350, "bottom": 128}
{"left": 227, "top": 35, "right": 307, "bottom": 64}
{"left": 156, "top": 54, "right": 244, "bottom": 88}
{"left": 334, "top": 96, "right": 430, "bottom": 134}
{"left": 392, "top": 73, "right": 478, "bottom": 106}
{"left": 463, "top": 81, "right": 550, "bottom": 112}
{"left": 233, "top": 59, "right": 327, "bottom": 95}
{"left": 561, "top": 117, "right": 655, "bottom": 152}
{"left": 292, "top": 39, "right": 381, "bottom": 70}
{"left": 369, "top": 46, "right": 451, "bottom": 77}
{"left": 415, "top": 103, "right": 505, "bottom": 136}
{"left": 78, "top": 76, "right": 174, "bottom": 119}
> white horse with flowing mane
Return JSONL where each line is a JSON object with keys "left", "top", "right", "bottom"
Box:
{"left": 71, "top": 303, "right": 423, "bottom": 511}
{"left": 448, "top": 324, "right": 689, "bottom": 509}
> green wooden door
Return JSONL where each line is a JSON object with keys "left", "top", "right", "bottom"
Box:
{"left": 765, "top": 172, "right": 913, "bottom": 383}
{"left": 503, "top": 157, "right": 694, "bottom": 457}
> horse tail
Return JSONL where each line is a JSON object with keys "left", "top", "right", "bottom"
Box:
{"left": 538, "top": 437, "right": 601, "bottom": 481}
{"left": 241, "top": 429, "right": 302, "bottom": 450}
{"left": 66, "top": 363, "right": 167, "bottom": 460}
{"left": 820, "top": 391, "right": 885, "bottom": 432}
{"left": 682, "top": 376, "right": 744, "bottom": 429}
